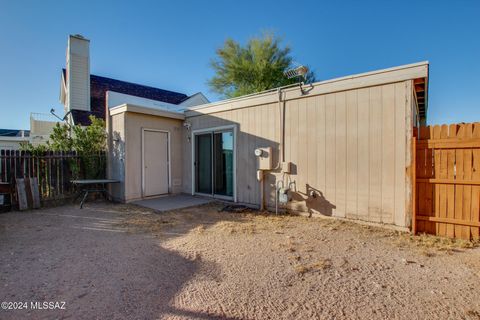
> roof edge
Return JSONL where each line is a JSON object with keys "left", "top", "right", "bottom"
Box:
{"left": 109, "top": 103, "right": 185, "bottom": 120}
{"left": 90, "top": 73, "right": 188, "bottom": 101}
{"left": 186, "top": 61, "right": 429, "bottom": 117}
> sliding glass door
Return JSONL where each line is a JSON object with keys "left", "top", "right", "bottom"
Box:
{"left": 195, "top": 129, "right": 234, "bottom": 198}
{"left": 195, "top": 133, "right": 212, "bottom": 194}
{"left": 213, "top": 131, "right": 233, "bottom": 196}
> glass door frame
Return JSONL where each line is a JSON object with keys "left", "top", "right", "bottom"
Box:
{"left": 191, "top": 125, "right": 237, "bottom": 202}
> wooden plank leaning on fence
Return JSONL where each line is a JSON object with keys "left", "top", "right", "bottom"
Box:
{"left": 0, "top": 150, "right": 106, "bottom": 208}
{"left": 29, "top": 177, "right": 40, "bottom": 209}
{"left": 415, "top": 122, "right": 480, "bottom": 239}
{"left": 15, "top": 178, "right": 28, "bottom": 211}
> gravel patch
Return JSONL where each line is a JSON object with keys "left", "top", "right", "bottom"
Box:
{"left": 1, "top": 202, "right": 479, "bottom": 319}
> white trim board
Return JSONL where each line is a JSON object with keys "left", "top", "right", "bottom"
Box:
{"left": 191, "top": 124, "right": 237, "bottom": 202}
{"left": 110, "top": 103, "right": 185, "bottom": 120}
{"left": 141, "top": 128, "right": 171, "bottom": 197}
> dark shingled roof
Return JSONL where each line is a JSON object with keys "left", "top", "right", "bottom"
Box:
{"left": 62, "top": 69, "right": 188, "bottom": 126}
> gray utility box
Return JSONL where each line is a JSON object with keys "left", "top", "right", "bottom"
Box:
{"left": 278, "top": 187, "right": 289, "bottom": 204}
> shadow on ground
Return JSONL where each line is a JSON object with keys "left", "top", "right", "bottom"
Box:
{"left": 0, "top": 201, "right": 248, "bottom": 320}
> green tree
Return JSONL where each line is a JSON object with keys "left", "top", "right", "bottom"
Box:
{"left": 22, "top": 115, "right": 106, "bottom": 154}
{"left": 70, "top": 116, "right": 107, "bottom": 154}
{"left": 21, "top": 115, "right": 107, "bottom": 178}
{"left": 48, "top": 122, "right": 73, "bottom": 151}
{"left": 208, "top": 33, "right": 315, "bottom": 98}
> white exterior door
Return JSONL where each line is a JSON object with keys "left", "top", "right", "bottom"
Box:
{"left": 143, "top": 130, "right": 169, "bottom": 196}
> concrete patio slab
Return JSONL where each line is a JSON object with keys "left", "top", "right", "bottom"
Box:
{"left": 132, "top": 194, "right": 212, "bottom": 212}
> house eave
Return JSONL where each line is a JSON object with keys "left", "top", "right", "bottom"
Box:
{"left": 109, "top": 103, "right": 185, "bottom": 120}
{"left": 0, "top": 136, "right": 29, "bottom": 142}
{"left": 185, "top": 61, "right": 429, "bottom": 117}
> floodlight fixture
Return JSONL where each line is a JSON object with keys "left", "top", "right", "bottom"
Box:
{"left": 284, "top": 65, "right": 309, "bottom": 80}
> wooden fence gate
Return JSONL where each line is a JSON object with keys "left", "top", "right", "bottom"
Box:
{"left": 414, "top": 123, "right": 480, "bottom": 239}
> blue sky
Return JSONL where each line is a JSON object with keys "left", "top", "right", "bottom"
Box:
{"left": 0, "top": 0, "right": 479, "bottom": 129}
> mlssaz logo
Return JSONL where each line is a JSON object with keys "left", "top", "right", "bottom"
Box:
{"left": 30, "top": 301, "right": 66, "bottom": 310}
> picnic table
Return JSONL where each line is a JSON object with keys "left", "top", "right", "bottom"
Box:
{"left": 71, "top": 179, "right": 119, "bottom": 209}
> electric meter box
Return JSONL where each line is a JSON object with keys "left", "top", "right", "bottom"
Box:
{"left": 255, "top": 147, "right": 273, "bottom": 170}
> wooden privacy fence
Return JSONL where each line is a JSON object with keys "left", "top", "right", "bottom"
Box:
{"left": 0, "top": 150, "right": 106, "bottom": 204}
{"left": 414, "top": 123, "right": 480, "bottom": 240}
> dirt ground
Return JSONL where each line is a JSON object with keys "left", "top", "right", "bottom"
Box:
{"left": 1, "top": 201, "right": 480, "bottom": 320}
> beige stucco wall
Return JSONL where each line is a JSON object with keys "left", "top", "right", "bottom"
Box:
{"left": 0, "top": 138, "right": 28, "bottom": 150}
{"left": 29, "top": 119, "right": 59, "bottom": 146}
{"left": 108, "top": 110, "right": 184, "bottom": 202}
{"left": 30, "top": 120, "right": 58, "bottom": 136}
{"left": 183, "top": 80, "right": 416, "bottom": 228}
